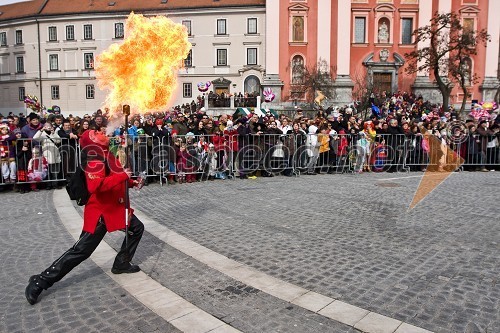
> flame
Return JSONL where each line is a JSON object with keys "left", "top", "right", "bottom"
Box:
{"left": 95, "top": 12, "right": 191, "bottom": 114}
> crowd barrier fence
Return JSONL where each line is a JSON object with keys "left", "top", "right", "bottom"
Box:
{"left": 1, "top": 132, "right": 498, "bottom": 188}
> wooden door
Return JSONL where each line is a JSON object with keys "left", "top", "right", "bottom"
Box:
{"left": 373, "top": 73, "right": 392, "bottom": 94}
{"left": 215, "top": 87, "right": 229, "bottom": 95}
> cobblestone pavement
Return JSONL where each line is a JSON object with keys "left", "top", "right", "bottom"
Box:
{"left": 0, "top": 171, "right": 498, "bottom": 333}
{"left": 129, "top": 172, "right": 499, "bottom": 333}
{"left": 0, "top": 189, "right": 179, "bottom": 333}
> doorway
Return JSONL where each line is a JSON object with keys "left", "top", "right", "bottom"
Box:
{"left": 373, "top": 72, "right": 392, "bottom": 94}
{"left": 215, "top": 87, "right": 229, "bottom": 95}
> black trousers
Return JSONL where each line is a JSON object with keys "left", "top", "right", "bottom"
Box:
{"left": 36, "top": 214, "right": 144, "bottom": 290}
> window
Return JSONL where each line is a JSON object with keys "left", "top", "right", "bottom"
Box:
{"left": 217, "top": 19, "right": 227, "bottom": 35}
{"left": 48, "top": 26, "right": 57, "bottom": 41}
{"left": 16, "top": 57, "right": 24, "bottom": 73}
{"left": 0, "top": 32, "right": 6, "bottom": 46}
{"left": 217, "top": 49, "right": 227, "bottom": 66}
{"left": 66, "top": 25, "right": 75, "bottom": 40}
{"left": 184, "top": 49, "right": 192, "bottom": 67}
{"left": 244, "top": 75, "right": 260, "bottom": 95}
{"left": 84, "top": 53, "right": 94, "bottom": 69}
{"left": 247, "top": 48, "right": 257, "bottom": 65}
{"left": 182, "top": 20, "right": 192, "bottom": 36}
{"left": 183, "top": 83, "right": 192, "bottom": 98}
{"left": 354, "top": 17, "right": 366, "bottom": 43}
{"left": 51, "top": 85, "right": 60, "bottom": 99}
{"left": 247, "top": 18, "right": 257, "bottom": 34}
{"left": 15, "top": 30, "right": 23, "bottom": 45}
{"left": 115, "top": 23, "right": 124, "bottom": 38}
{"left": 86, "top": 84, "right": 95, "bottom": 99}
{"left": 401, "top": 18, "right": 413, "bottom": 44}
{"left": 49, "top": 54, "right": 59, "bottom": 71}
{"left": 83, "top": 24, "right": 93, "bottom": 40}
{"left": 19, "top": 87, "right": 25, "bottom": 101}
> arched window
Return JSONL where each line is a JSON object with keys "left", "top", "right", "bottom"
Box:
{"left": 244, "top": 75, "right": 260, "bottom": 95}
{"left": 291, "top": 55, "right": 304, "bottom": 84}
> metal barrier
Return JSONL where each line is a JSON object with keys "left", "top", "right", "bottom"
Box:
{"left": 2, "top": 137, "right": 77, "bottom": 190}
{"left": 1, "top": 131, "right": 498, "bottom": 191}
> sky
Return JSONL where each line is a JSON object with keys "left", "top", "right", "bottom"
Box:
{"left": 0, "top": 0, "right": 31, "bottom": 5}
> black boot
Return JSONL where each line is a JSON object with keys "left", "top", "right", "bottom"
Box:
{"left": 111, "top": 263, "right": 141, "bottom": 274}
{"left": 25, "top": 275, "right": 45, "bottom": 305}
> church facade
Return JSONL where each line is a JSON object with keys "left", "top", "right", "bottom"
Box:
{"left": 262, "top": 0, "right": 500, "bottom": 108}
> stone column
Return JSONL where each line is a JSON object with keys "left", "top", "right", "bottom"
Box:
{"left": 481, "top": 0, "right": 500, "bottom": 101}
{"left": 412, "top": 0, "right": 439, "bottom": 102}
{"left": 317, "top": 0, "right": 331, "bottom": 68}
{"left": 262, "top": 0, "right": 284, "bottom": 103}
{"left": 331, "top": 0, "right": 354, "bottom": 105}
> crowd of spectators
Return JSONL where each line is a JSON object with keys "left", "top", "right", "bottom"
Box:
{"left": 0, "top": 91, "right": 499, "bottom": 193}
{"left": 206, "top": 91, "right": 259, "bottom": 108}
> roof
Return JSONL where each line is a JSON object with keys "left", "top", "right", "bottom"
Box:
{"left": 0, "top": 0, "right": 265, "bottom": 22}
{"left": 0, "top": 0, "right": 46, "bottom": 22}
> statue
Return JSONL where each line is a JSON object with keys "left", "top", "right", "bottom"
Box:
{"left": 292, "top": 57, "right": 304, "bottom": 84}
{"left": 461, "top": 61, "right": 471, "bottom": 86}
{"left": 378, "top": 21, "right": 389, "bottom": 43}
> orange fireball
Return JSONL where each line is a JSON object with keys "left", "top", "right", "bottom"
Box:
{"left": 95, "top": 12, "right": 191, "bottom": 113}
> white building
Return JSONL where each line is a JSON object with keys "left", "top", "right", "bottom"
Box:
{"left": 0, "top": 0, "right": 265, "bottom": 116}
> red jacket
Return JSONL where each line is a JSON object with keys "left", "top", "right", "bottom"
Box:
{"left": 223, "top": 128, "right": 238, "bottom": 151}
{"left": 211, "top": 134, "right": 226, "bottom": 152}
{"left": 83, "top": 153, "right": 134, "bottom": 234}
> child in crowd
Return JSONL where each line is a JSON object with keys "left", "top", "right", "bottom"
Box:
{"left": 1, "top": 124, "right": 17, "bottom": 184}
{"left": 16, "top": 132, "right": 32, "bottom": 193}
{"left": 203, "top": 143, "right": 218, "bottom": 180}
{"left": 27, "top": 146, "right": 48, "bottom": 192}
{"left": 355, "top": 131, "right": 370, "bottom": 173}
{"left": 176, "top": 143, "right": 189, "bottom": 184}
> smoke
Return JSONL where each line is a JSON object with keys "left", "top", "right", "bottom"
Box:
{"left": 105, "top": 113, "right": 125, "bottom": 136}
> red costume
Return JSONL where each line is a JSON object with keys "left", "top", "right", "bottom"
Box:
{"left": 83, "top": 153, "right": 134, "bottom": 233}
{"left": 25, "top": 130, "right": 144, "bottom": 305}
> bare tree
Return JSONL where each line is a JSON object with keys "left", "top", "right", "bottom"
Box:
{"left": 287, "top": 58, "right": 336, "bottom": 109}
{"left": 351, "top": 67, "right": 373, "bottom": 119}
{"left": 405, "top": 12, "right": 490, "bottom": 112}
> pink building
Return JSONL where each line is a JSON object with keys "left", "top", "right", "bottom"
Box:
{"left": 263, "top": 0, "right": 500, "bottom": 107}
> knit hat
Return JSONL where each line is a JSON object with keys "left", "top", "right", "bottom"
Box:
{"left": 13, "top": 128, "right": 22, "bottom": 135}
{"left": 155, "top": 119, "right": 163, "bottom": 126}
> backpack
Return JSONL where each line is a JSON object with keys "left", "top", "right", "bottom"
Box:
{"left": 66, "top": 153, "right": 108, "bottom": 206}
{"left": 66, "top": 166, "right": 90, "bottom": 206}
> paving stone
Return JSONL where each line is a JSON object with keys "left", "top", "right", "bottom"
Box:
{"left": 0, "top": 190, "right": 180, "bottom": 333}
{"left": 2, "top": 172, "right": 499, "bottom": 333}
{"left": 130, "top": 172, "right": 500, "bottom": 333}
